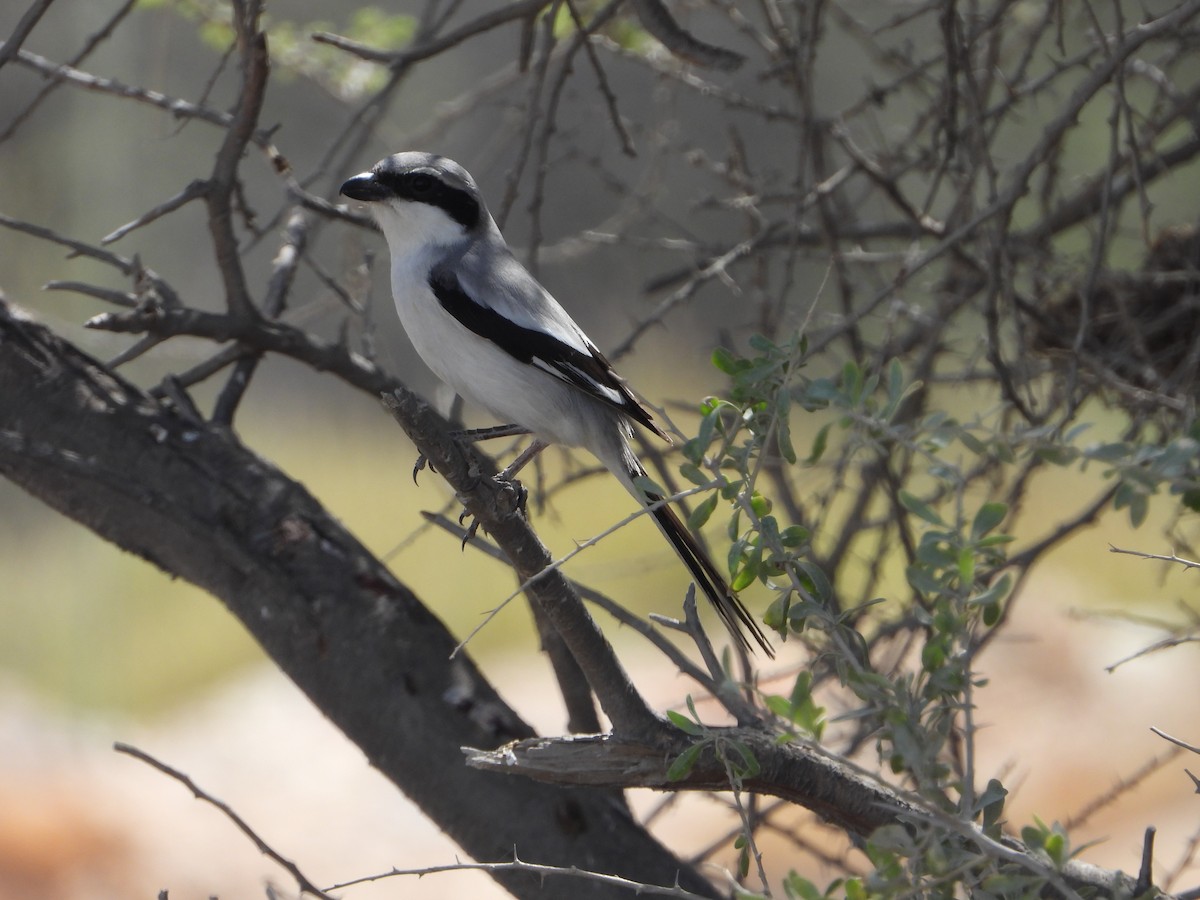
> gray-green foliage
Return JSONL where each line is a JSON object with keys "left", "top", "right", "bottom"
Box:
{"left": 678, "top": 330, "right": 1196, "bottom": 896}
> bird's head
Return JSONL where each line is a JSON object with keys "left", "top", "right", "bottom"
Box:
{"left": 340, "top": 152, "right": 484, "bottom": 253}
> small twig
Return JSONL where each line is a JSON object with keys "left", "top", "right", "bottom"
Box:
{"left": 1064, "top": 746, "right": 1184, "bottom": 830}
{"left": 423, "top": 512, "right": 760, "bottom": 725}
{"left": 316, "top": 0, "right": 553, "bottom": 69}
{"left": 101, "top": 179, "right": 209, "bottom": 245}
{"left": 0, "top": 212, "right": 136, "bottom": 275}
{"left": 43, "top": 281, "right": 137, "bottom": 308}
{"left": 0, "top": 0, "right": 56, "bottom": 70}
{"left": 1151, "top": 727, "right": 1200, "bottom": 756}
{"left": 1108, "top": 544, "right": 1200, "bottom": 570}
{"left": 113, "top": 742, "right": 336, "bottom": 900}
{"left": 452, "top": 479, "right": 726, "bottom": 657}
{"left": 206, "top": 0, "right": 269, "bottom": 325}
{"left": 565, "top": 0, "right": 636, "bottom": 157}
{"left": 678, "top": 587, "right": 725, "bottom": 684}
{"left": 609, "top": 222, "right": 782, "bottom": 361}
{"left": 1136, "top": 827, "right": 1156, "bottom": 896}
{"left": 324, "top": 852, "right": 715, "bottom": 898}
{"left": 629, "top": 0, "right": 745, "bottom": 71}
{"left": 11, "top": 48, "right": 278, "bottom": 148}
{"left": 1104, "top": 632, "right": 1200, "bottom": 673}
{"left": 106, "top": 334, "right": 167, "bottom": 370}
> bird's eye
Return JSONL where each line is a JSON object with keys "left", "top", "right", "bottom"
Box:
{"left": 408, "top": 174, "right": 435, "bottom": 194}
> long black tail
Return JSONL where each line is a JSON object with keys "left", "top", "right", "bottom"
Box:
{"left": 600, "top": 435, "right": 775, "bottom": 657}
{"left": 644, "top": 488, "right": 776, "bottom": 658}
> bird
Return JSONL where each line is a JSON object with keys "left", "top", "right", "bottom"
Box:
{"left": 340, "top": 151, "right": 774, "bottom": 658}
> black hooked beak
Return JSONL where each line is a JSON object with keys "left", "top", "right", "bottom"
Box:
{"left": 339, "top": 172, "right": 390, "bottom": 202}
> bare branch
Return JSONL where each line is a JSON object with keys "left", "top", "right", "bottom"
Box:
{"left": 326, "top": 855, "right": 715, "bottom": 898}
{"left": 206, "top": 0, "right": 270, "bottom": 323}
{"left": 629, "top": 0, "right": 745, "bottom": 71}
{"left": 114, "top": 743, "right": 336, "bottom": 900}
{"left": 11, "top": 48, "right": 278, "bottom": 148}
{"left": 0, "top": 0, "right": 56, "bottom": 70}
{"left": 312, "top": 0, "right": 551, "bottom": 67}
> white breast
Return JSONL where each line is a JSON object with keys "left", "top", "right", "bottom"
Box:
{"left": 388, "top": 254, "right": 622, "bottom": 454}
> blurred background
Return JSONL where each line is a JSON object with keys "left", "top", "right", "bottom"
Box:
{"left": 2, "top": 1, "right": 1199, "bottom": 897}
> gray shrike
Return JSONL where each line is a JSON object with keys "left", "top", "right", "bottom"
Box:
{"left": 340, "top": 151, "right": 773, "bottom": 657}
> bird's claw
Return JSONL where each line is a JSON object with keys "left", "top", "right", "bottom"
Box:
{"left": 509, "top": 478, "right": 529, "bottom": 518}
{"left": 454, "top": 472, "right": 528, "bottom": 551}
{"left": 413, "top": 453, "right": 436, "bottom": 484}
{"left": 458, "top": 506, "right": 482, "bottom": 549}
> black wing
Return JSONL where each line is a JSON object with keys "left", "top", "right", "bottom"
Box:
{"left": 429, "top": 267, "right": 666, "bottom": 439}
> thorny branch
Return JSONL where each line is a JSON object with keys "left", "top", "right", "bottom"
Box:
{"left": 115, "top": 743, "right": 336, "bottom": 900}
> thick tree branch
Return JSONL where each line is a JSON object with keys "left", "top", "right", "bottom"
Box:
{"left": 465, "top": 733, "right": 1143, "bottom": 898}
{"left": 82, "top": 292, "right": 673, "bottom": 740}
{"left": 0, "top": 299, "right": 719, "bottom": 900}
{"left": 466, "top": 731, "right": 914, "bottom": 838}
{"left": 383, "top": 389, "right": 672, "bottom": 743}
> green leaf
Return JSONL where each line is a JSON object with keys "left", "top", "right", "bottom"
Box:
{"left": 731, "top": 554, "right": 761, "bottom": 591}
{"left": 805, "top": 422, "right": 831, "bottom": 465}
{"left": 748, "top": 333, "right": 776, "bottom": 353}
{"left": 789, "top": 670, "right": 813, "bottom": 707}
{"left": 764, "top": 694, "right": 794, "bottom": 719}
{"left": 666, "top": 709, "right": 701, "bottom": 735}
{"left": 1089, "top": 441, "right": 1133, "bottom": 463}
{"left": 978, "top": 778, "right": 1008, "bottom": 833}
{"left": 1044, "top": 831, "right": 1066, "bottom": 867}
{"left": 696, "top": 406, "right": 721, "bottom": 452}
{"left": 722, "top": 739, "right": 761, "bottom": 778}
{"left": 971, "top": 501, "right": 1008, "bottom": 540}
{"left": 842, "top": 360, "right": 864, "bottom": 403}
{"left": 906, "top": 564, "right": 944, "bottom": 596}
{"left": 888, "top": 358, "right": 904, "bottom": 400}
{"left": 899, "top": 490, "right": 944, "bottom": 526}
{"left": 921, "top": 641, "right": 946, "bottom": 671}
{"left": 681, "top": 437, "right": 705, "bottom": 465}
{"left": 969, "top": 573, "right": 1012, "bottom": 610}
{"left": 801, "top": 377, "right": 838, "bottom": 408}
{"left": 775, "top": 389, "right": 797, "bottom": 464}
{"left": 687, "top": 493, "right": 719, "bottom": 530}
{"left": 666, "top": 742, "right": 704, "bottom": 781}
{"left": 958, "top": 429, "right": 988, "bottom": 455}
{"left": 957, "top": 547, "right": 975, "bottom": 585}
{"left": 782, "top": 872, "right": 824, "bottom": 900}
{"left": 976, "top": 533, "right": 1015, "bottom": 548}
{"left": 1129, "top": 491, "right": 1149, "bottom": 528}
{"left": 780, "top": 525, "right": 810, "bottom": 548}
{"left": 678, "top": 462, "right": 710, "bottom": 486}
{"left": 749, "top": 491, "right": 772, "bottom": 517}
{"left": 795, "top": 559, "right": 832, "bottom": 603}
{"left": 712, "top": 346, "right": 741, "bottom": 374}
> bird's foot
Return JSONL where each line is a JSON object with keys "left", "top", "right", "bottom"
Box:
{"left": 455, "top": 472, "right": 529, "bottom": 550}
{"left": 457, "top": 505, "right": 482, "bottom": 548}
{"left": 413, "top": 424, "right": 529, "bottom": 484}
{"left": 413, "top": 453, "right": 434, "bottom": 484}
